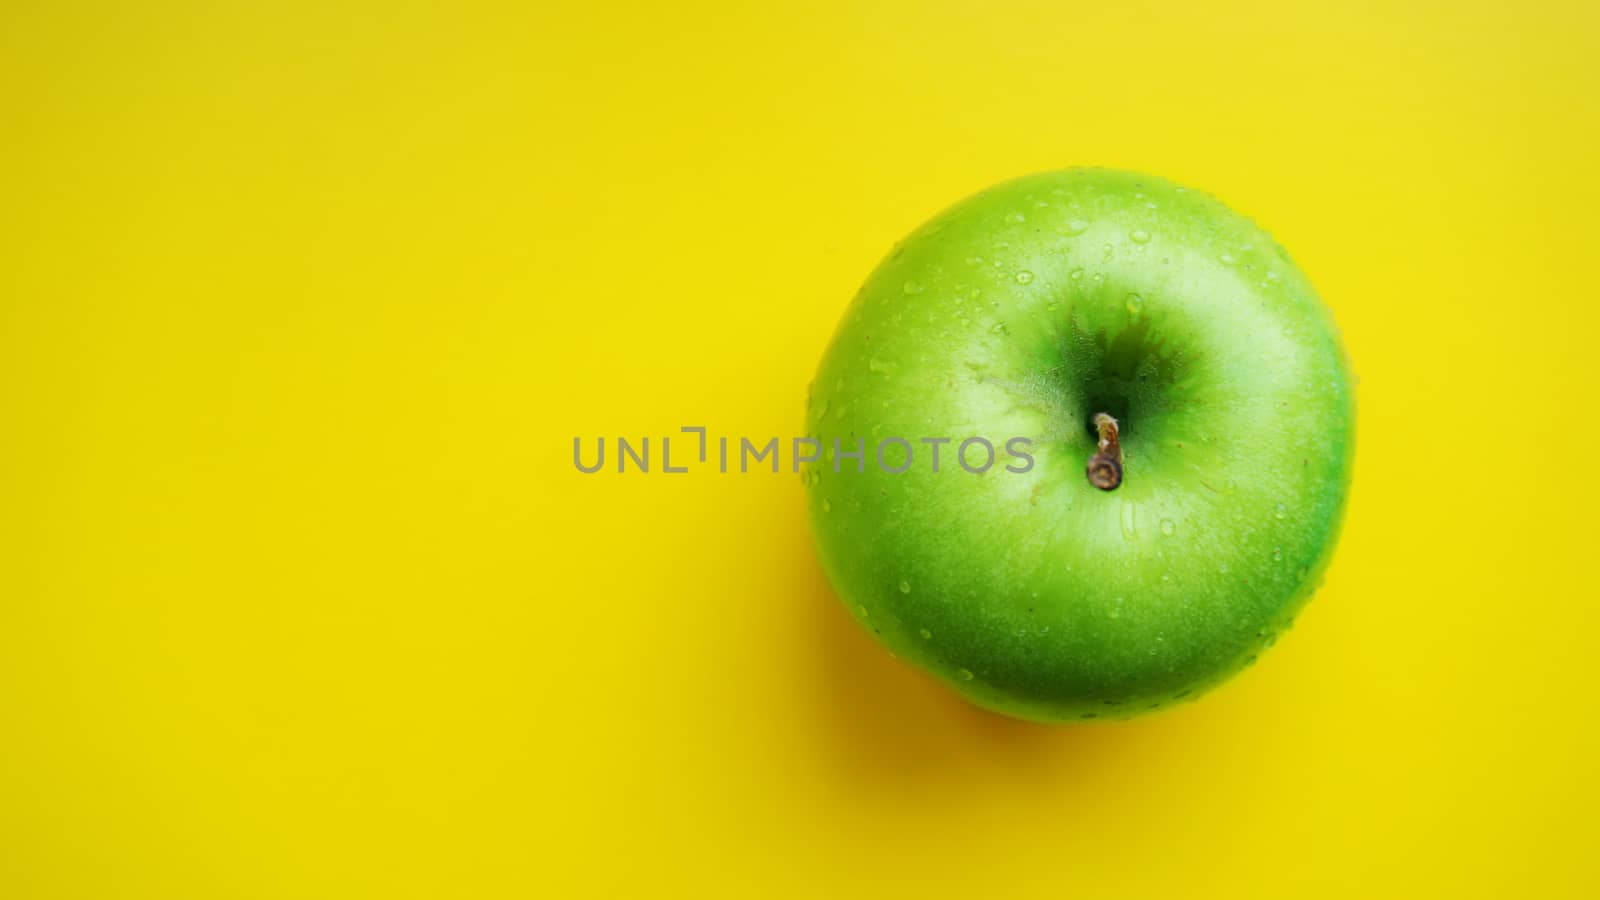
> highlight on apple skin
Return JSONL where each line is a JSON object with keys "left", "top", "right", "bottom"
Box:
{"left": 804, "top": 168, "right": 1355, "bottom": 722}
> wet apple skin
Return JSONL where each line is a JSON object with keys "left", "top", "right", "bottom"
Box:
{"left": 805, "top": 169, "right": 1355, "bottom": 722}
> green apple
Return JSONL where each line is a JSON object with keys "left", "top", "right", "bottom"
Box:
{"left": 805, "top": 168, "right": 1354, "bottom": 722}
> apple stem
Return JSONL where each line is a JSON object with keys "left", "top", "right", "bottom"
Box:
{"left": 1087, "top": 413, "right": 1123, "bottom": 491}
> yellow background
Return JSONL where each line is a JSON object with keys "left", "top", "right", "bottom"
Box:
{"left": 3, "top": 1, "right": 1597, "bottom": 897}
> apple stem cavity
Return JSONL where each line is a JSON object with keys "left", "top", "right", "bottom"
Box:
{"left": 1087, "top": 413, "right": 1123, "bottom": 491}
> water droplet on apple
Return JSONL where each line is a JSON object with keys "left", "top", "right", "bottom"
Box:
{"left": 1062, "top": 219, "right": 1089, "bottom": 236}
{"left": 1272, "top": 547, "right": 1282, "bottom": 562}
{"left": 919, "top": 628, "right": 932, "bottom": 639}
{"left": 868, "top": 356, "right": 892, "bottom": 374}
{"left": 1069, "top": 268, "right": 1084, "bottom": 281}
{"left": 1125, "top": 293, "right": 1144, "bottom": 316}
{"left": 1219, "top": 253, "right": 1237, "bottom": 265}
{"left": 1130, "top": 229, "right": 1151, "bottom": 244}
{"left": 955, "top": 668, "right": 975, "bottom": 681}
{"left": 899, "top": 580, "right": 911, "bottom": 593}
{"left": 821, "top": 499, "right": 832, "bottom": 513}
{"left": 1120, "top": 500, "right": 1137, "bottom": 540}
{"left": 1218, "top": 562, "right": 1230, "bottom": 574}
{"left": 990, "top": 322, "right": 1008, "bottom": 335}
{"left": 1009, "top": 212, "right": 1025, "bottom": 223}
{"left": 1014, "top": 270, "right": 1034, "bottom": 285}
{"left": 903, "top": 280, "right": 924, "bottom": 295}
{"left": 1274, "top": 503, "right": 1287, "bottom": 519}
{"left": 1160, "top": 518, "right": 1176, "bottom": 536}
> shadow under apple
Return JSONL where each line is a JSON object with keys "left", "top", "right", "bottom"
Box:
{"left": 792, "top": 540, "right": 1189, "bottom": 805}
